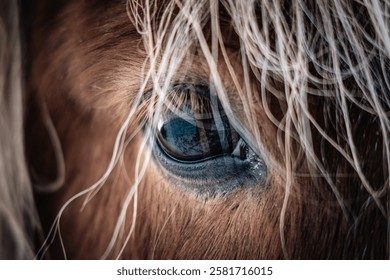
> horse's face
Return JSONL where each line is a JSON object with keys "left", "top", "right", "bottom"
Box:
{"left": 26, "top": 0, "right": 388, "bottom": 259}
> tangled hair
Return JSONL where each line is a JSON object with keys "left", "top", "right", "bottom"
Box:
{"left": 0, "top": 0, "right": 389, "bottom": 259}
{"left": 0, "top": 1, "right": 41, "bottom": 259}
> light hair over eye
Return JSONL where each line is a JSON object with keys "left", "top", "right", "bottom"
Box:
{"left": 0, "top": 0, "right": 389, "bottom": 259}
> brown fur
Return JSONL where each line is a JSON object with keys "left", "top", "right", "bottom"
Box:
{"left": 21, "top": 0, "right": 388, "bottom": 259}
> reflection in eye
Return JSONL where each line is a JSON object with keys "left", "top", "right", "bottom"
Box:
{"left": 156, "top": 87, "right": 247, "bottom": 162}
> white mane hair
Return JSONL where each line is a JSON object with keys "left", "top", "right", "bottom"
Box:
{"left": 108, "top": 0, "right": 390, "bottom": 258}
{"left": 0, "top": 1, "right": 41, "bottom": 259}
{"left": 0, "top": 0, "right": 389, "bottom": 259}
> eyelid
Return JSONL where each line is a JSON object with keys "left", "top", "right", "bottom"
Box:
{"left": 147, "top": 85, "right": 221, "bottom": 127}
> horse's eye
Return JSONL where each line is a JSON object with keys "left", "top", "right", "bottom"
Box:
{"left": 156, "top": 102, "right": 245, "bottom": 162}
{"left": 151, "top": 86, "right": 267, "bottom": 195}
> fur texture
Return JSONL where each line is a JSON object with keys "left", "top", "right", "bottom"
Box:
{"left": 0, "top": 0, "right": 389, "bottom": 259}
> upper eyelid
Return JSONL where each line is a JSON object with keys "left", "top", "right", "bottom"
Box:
{"left": 142, "top": 84, "right": 228, "bottom": 122}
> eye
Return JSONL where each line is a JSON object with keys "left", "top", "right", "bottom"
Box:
{"left": 156, "top": 88, "right": 246, "bottom": 162}
{"left": 150, "top": 85, "right": 267, "bottom": 195}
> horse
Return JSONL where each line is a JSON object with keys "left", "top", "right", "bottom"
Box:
{"left": 0, "top": 0, "right": 389, "bottom": 259}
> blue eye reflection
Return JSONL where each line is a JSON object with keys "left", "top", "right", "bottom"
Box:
{"left": 157, "top": 112, "right": 241, "bottom": 162}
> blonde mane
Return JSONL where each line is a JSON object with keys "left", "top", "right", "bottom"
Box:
{"left": 1, "top": 0, "right": 389, "bottom": 259}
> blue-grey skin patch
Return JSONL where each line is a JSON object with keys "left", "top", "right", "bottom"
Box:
{"left": 153, "top": 140, "right": 267, "bottom": 197}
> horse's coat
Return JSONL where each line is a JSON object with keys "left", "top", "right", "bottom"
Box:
{"left": 0, "top": 0, "right": 389, "bottom": 259}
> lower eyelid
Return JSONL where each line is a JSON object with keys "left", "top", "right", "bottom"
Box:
{"left": 153, "top": 141, "right": 268, "bottom": 195}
